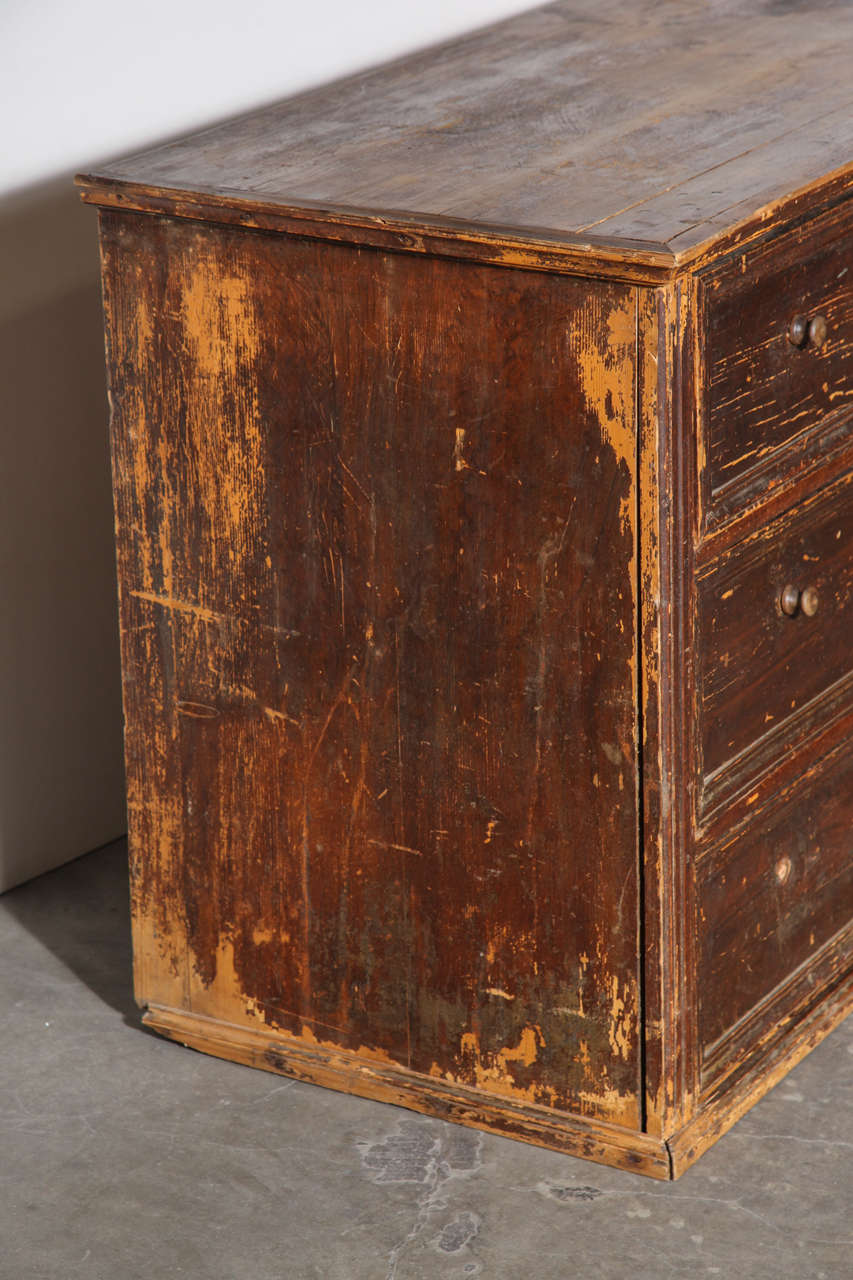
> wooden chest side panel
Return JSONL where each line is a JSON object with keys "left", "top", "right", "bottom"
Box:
{"left": 101, "top": 211, "right": 641, "bottom": 1125}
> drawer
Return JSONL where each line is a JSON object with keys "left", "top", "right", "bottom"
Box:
{"left": 698, "top": 740, "right": 853, "bottom": 1054}
{"left": 701, "top": 222, "right": 853, "bottom": 516}
{"left": 697, "top": 473, "right": 853, "bottom": 785}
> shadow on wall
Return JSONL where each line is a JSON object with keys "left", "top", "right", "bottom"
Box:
{"left": 0, "top": 176, "right": 126, "bottom": 893}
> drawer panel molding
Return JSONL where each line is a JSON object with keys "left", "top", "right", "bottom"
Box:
{"left": 700, "top": 219, "right": 853, "bottom": 519}
{"left": 697, "top": 740, "right": 853, "bottom": 1052}
{"left": 697, "top": 472, "right": 853, "bottom": 783}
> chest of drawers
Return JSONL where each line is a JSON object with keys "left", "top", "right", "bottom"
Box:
{"left": 78, "top": 0, "right": 853, "bottom": 1178}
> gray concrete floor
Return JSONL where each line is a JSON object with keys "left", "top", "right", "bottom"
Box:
{"left": 1, "top": 841, "right": 850, "bottom": 1279}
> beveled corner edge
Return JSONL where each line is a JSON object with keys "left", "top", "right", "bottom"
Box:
{"left": 670, "top": 159, "right": 853, "bottom": 276}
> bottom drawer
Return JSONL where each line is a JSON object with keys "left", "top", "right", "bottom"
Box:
{"left": 698, "top": 739, "right": 853, "bottom": 1055}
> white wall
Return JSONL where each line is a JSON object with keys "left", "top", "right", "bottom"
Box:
{"left": 2, "top": 1, "right": 537, "bottom": 195}
{"left": 0, "top": 0, "right": 537, "bottom": 890}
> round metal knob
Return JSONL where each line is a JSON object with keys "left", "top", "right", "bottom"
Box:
{"left": 787, "top": 314, "right": 809, "bottom": 347}
{"left": 800, "top": 585, "right": 819, "bottom": 617}
{"left": 808, "top": 314, "right": 828, "bottom": 349}
{"left": 787, "top": 313, "right": 828, "bottom": 349}
{"left": 780, "top": 584, "right": 800, "bottom": 615}
{"left": 780, "top": 584, "right": 819, "bottom": 617}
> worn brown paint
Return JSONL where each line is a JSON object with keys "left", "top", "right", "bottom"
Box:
{"left": 81, "top": 0, "right": 853, "bottom": 1179}
{"left": 699, "top": 740, "right": 853, "bottom": 1052}
{"left": 698, "top": 473, "right": 853, "bottom": 781}
{"left": 700, "top": 212, "right": 853, "bottom": 515}
{"left": 103, "top": 212, "right": 642, "bottom": 1126}
{"left": 79, "top": 0, "right": 853, "bottom": 264}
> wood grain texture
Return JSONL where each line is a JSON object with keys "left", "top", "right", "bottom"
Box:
{"left": 668, "top": 966, "right": 853, "bottom": 1178}
{"left": 638, "top": 281, "right": 700, "bottom": 1141}
{"left": 697, "top": 473, "right": 853, "bottom": 780}
{"left": 643, "top": 276, "right": 704, "bottom": 1140}
{"left": 701, "top": 211, "right": 853, "bottom": 509}
{"left": 637, "top": 286, "right": 664, "bottom": 1137}
{"left": 697, "top": 740, "right": 853, "bottom": 1051}
{"left": 78, "top": 183, "right": 675, "bottom": 288}
{"left": 101, "top": 209, "right": 643, "bottom": 1127}
{"left": 83, "top": 5, "right": 853, "bottom": 1176}
{"left": 700, "top": 671, "right": 853, "bottom": 827}
{"left": 77, "top": 0, "right": 853, "bottom": 266}
{"left": 696, "top": 476, "right": 850, "bottom": 778}
{"left": 702, "top": 918, "right": 853, "bottom": 1091}
{"left": 144, "top": 1004, "right": 673, "bottom": 1179}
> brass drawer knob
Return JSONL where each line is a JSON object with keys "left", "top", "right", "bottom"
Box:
{"left": 787, "top": 313, "right": 828, "bottom": 349}
{"left": 801, "top": 585, "right": 820, "bottom": 616}
{"left": 808, "top": 314, "right": 828, "bottom": 349}
{"left": 780, "top": 584, "right": 819, "bottom": 617}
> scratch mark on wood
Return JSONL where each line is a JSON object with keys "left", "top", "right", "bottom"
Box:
{"left": 130, "top": 590, "right": 301, "bottom": 639}
{"left": 176, "top": 701, "right": 220, "bottom": 719}
{"left": 367, "top": 840, "right": 423, "bottom": 857}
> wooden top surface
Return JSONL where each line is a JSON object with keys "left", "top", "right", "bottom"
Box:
{"left": 78, "top": 0, "right": 853, "bottom": 270}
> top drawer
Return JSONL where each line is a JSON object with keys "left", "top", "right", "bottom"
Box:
{"left": 701, "top": 220, "right": 853, "bottom": 521}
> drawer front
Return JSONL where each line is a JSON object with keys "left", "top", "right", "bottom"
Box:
{"left": 698, "top": 740, "right": 853, "bottom": 1054}
{"left": 702, "top": 222, "right": 853, "bottom": 511}
{"left": 698, "top": 473, "right": 853, "bottom": 784}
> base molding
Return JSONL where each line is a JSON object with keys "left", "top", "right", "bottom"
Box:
{"left": 143, "top": 1004, "right": 672, "bottom": 1180}
{"left": 143, "top": 970, "right": 853, "bottom": 1181}
{"left": 668, "top": 966, "right": 853, "bottom": 1178}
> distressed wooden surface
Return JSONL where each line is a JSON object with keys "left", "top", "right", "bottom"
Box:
{"left": 77, "top": 183, "right": 675, "bottom": 288}
{"left": 697, "top": 473, "right": 853, "bottom": 781}
{"left": 78, "top": 0, "right": 853, "bottom": 267}
{"left": 687, "top": 186, "right": 853, "bottom": 1125}
{"left": 101, "top": 210, "right": 642, "bottom": 1127}
{"left": 636, "top": 287, "right": 665, "bottom": 1137}
{"left": 639, "top": 280, "right": 701, "bottom": 1142}
{"left": 144, "top": 1005, "right": 673, "bottom": 1179}
{"left": 700, "top": 669, "right": 853, "bottom": 826}
{"left": 652, "top": 225, "right": 853, "bottom": 1155}
{"left": 85, "top": 3, "right": 853, "bottom": 1176}
{"left": 698, "top": 741, "right": 853, "bottom": 1053}
{"left": 701, "top": 212, "right": 853, "bottom": 509}
{"left": 701, "top": 919, "right": 853, "bottom": 1094}
{"left": 667, "top": 967, "right": 853, "bottom": 1178}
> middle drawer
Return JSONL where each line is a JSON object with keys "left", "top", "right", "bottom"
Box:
{"left": 697, "top": 472, "right": 852, "bottom": 788}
